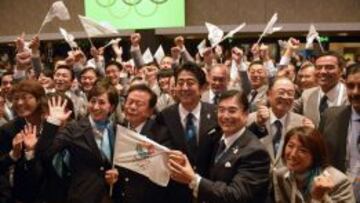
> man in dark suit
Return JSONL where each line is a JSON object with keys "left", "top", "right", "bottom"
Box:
{"left": 118, "top": 84, "right": 172, "bottom": 203}
{"left": 318, "top": 63, "right": 360, "bottom": 201}
{"left": 168, "top": 89, "right": 271, "bottom": 203}
{"left": 156, "top": 62, "right": 218, "bottom": 202}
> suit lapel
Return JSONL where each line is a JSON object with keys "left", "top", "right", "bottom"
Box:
{"left": 199, "top": 103, "right": 216, "bottom": 145}
{"left": 79, "top": 118, "right": 104, "bottom": 162}
{"left": 168, "top": 105, "right": 188, "bottom": 150}
{"left": 307, "top": 88, "right": 320, "bottom": 125}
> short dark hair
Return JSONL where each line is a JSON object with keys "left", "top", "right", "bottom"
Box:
{"left": 282, "top": 126, "right": 329, "bottom": 169}
{"left": 175, "top": 62, "right": 206, "bottom": 87}
{"left": 157, "top": 69, "right": 174, "bottom": 81}
{"left": 127, "top": 84, "right": 158, "bottom": 109}
{"left": 0, "top": 71, "right": 13, "bottom": 84}
{"left": 315, "top": 51, "right": 345, "bottom": 69}
{"left": 80, "top": 67, "right": 101, "bottom": 78}
{"left": 345, "top": 63, "right": 360, "bottom": 79}
{"left": 88, "top": 79, "right": 119, "bottom": 108}
{"left": 248, "top": 60, "right": 264, "bottom": 71}
{"left": 55, "top": 65, "right": 75, "bottom": 80}
{"left": 218, "top": 89, "right": 249, "bottom": 112}
{"left": 105, "top": 60, "right": 123, "bottom": 72}
{"left": 40, "top": 68, "right": 54, "bottom": 79}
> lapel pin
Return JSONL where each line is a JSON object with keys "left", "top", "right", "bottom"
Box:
{"left": 207, "top": 113, "right": 211, "bottom": 119}
{"left": 232, "top": 148, "right": 238, "bottom": 154}
{"left": 225, "top": 162, "right": 231, "bottom": 168}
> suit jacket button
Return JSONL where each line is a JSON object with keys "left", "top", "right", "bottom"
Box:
{"left": 100, "top": 166, "right": 105, "bottom": 171}
{"left": 125, "top": 177, "right": 129, "bottom": 182}
{"left": 121, "top": 193, "right": 125, "bottom": 197}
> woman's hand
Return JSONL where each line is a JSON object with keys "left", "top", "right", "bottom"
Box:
{"left": 22, "top": 124, "right": 38, "bottom": 151}
{"left": 48, "top": 96, "right": 72, "bottom": 123}
{"left": 311, "top": 173, "right": 334, "bottom": 200}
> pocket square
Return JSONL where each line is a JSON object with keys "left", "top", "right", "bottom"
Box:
{"left": 225, "top": 162, "right": 231, "bottom": 168}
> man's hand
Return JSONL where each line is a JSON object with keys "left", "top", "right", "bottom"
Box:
{"left": 105, "top": 169, "right": 119, "bottom": 185}
{"left": 256, "top": 105, "right": 270, "bottom": 126}
{"left": 174, "top": 36, "right": 184, "bottom": 49}
{"left": 168, "top": 150, "right": 196, "bottom": 185}
{"left": 47, "top": 96, "right": 72, "bottom": 123}
{"left": 130, "top": 33, "right": 141, "bottom": 47}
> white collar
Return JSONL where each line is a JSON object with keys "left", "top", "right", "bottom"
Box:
{"left": 270, "top": 109, "right": 287, "bottom": 125}
{"left": 179, "top": 102, "right": 202, "bottom": 123}
{"left": 221, "top": 127, "right": 246, "bottom": 150}
{"left": 320, "top": 82, "right": 342, "bottom": 102}
{"left": 133, "top": 121, "right": 147, "bottom": 133}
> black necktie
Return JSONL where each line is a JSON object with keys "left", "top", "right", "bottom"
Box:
{"left": 319, "top": 95, "right": 328, "bottom": 114}
{"left": 185, "top": 113, "right": 197, "bottom": 158}
{"left": 273, "top": 120, "right": 283, "bottom": 156}
{"left": 214, "top": 139, "right": 226, "bottom": 163}
{"left": 249, "top": 90, "right": 258, "bottom": 103}
{"left": 213, "top": 93, "right": 220, "bottom": 105}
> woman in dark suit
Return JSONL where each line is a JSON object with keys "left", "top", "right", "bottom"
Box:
{"left": 0, "top": 80, "right": 46, "bottom": 202}
{"left": 36, "top": 80, "right": 120, "bottom": 203}
{"left": 274, "top": 126, "right": 355, "bottom": 203}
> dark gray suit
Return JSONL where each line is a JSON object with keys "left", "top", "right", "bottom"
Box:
{"left": 198, "top": 128, "right": 271, "bottom": 203}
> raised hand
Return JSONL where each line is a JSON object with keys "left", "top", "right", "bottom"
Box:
{"left": 168, "top": 150, "right": 195, "bottom": 185}
{"left": 232, "top": 47, "right": 243, "bottom": 64}
{"left": 130, "top": 33, "right": 141, "bottom": 47}
{"left": 22, "top": 124, "right": 38, "bottom": 151}
{"left": 29, "top": 35, "right": 40, "bottom": 55}
{"left": 174, "top": 36, "right": 184, "bottom": 49}
{"left": 256, "top": 105, "right": 270, "bottom": 126}
{"left": 311, "top": 173, "right": 334, "bottom": 200}
{"left": 48, "top": 96, "right": 72, "bottom": 123}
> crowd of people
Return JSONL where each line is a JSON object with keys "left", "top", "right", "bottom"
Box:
{"left": 0, "top": 32, "right": 359, "bottom": 203}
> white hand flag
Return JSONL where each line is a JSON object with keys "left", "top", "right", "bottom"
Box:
{"left": 257, "top": 13, "right": 282, "bottom": 44}
{"left": 42, "top": 1, "right": 70, "bottom": 25}
{"left": 205, "top": 22, "right": 224, "bottom": 47}
{"left": 59, "top": 27, "right": 78, "bottom": 49}
{"left": 78, "top": 15, "right": 119, "bottom": 38}
{"left": 104, "top": 38, "right": 121, "bottom": 48}
{"left": 113, "top": 125, "right": 170, "bottom": 186}
{"left": 305, "top": 24, "right": 320, "bottom": 49}
{"left": 223, "top": 23, "right": 246, "bottom": 40}
{"left": 154, "top": 45, "right": 165, "bottom": 64}
{"left": 197, "top": 39, "right": 207, "bottom": 57}
{"left": 142, "top": 48, "right": 154, "bottom": 64}
{"left": 38, "top": 1, "right": 70, "bottom": 34}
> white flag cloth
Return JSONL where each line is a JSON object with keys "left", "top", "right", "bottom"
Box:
{"left": 154, "top": 45, "right": 165, "bottom": 64}
{"left": 104, "top": 38, "right": 121, "bottom": 48}
{"left": 197, "top": 39, "right": 207, "bottom": 57}
{"left": 205, "top": 22, "right": 224, "bottom": 47}
{"left": 142, "top": 48, "right": 154, "bottom": 64}
{"left": 305, "top": 24, "right": 320, "bottom": 49}
{"left": 223, "top": 23, "right": 246, "bottom": 40}
{"left": 262, "top": 13, "right": 282, "bottom": 35}
{"left": 59, "top": 27, "right": 78, "bottom": 48}
{"left": 78, "top": 15, "right": 119, "bottom": 38}
{"left": 113, "top": 125, "right": 170, "bottom": 186}
{"left": 42, "top": 1, "right": 70, "bottom": 26}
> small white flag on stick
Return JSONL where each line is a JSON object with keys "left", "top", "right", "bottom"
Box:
{"left": 223, "top": 23, "right": 246, "bottom": 41}
{"left": 59, "top": 27, "right": 78, "bottom": 49}
{"left": 113, "top": 125, "right": 170, "bottom": 186}
{"left": 205, "top": 22, "right": 224, "bottom": 47}
{"left": 142, "top": 48, "right": 154, "bottom": 64}
{"left": 205, "top": 22, "right": 246, "bottom": 48}
{"left": 257, "top": 13, "right": 282, "bottom": 44}
{"left": 154, "top": 45, "right": 165, "bottom": 64}
{"left": 104, "top": 38, "right": 121, "bottom": 48}
{"left": 78, "top": 15, "right": 119, "bottom": 38}
{"left": 197, "top": 39, "right": 207, "bottom": 57}
{"left": 38, "top": 1, "right": 70, "bottom": 34}
{"left": 305, "top": 24, "right": 323, "bottom": 52}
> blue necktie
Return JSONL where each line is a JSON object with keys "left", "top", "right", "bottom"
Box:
{"left": 185, "top": 113, "right": 197, "bottom": 158}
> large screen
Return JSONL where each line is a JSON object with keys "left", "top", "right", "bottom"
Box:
{"left": 84, "top": 0, "right": 185, "bottom": 30}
